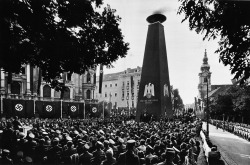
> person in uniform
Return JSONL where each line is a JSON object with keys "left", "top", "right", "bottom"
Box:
{"left": 116, "top": 139, "right": 140, "bottom": 165}
{"left": 79, "top": 144, "right": 93, "bottom": 165}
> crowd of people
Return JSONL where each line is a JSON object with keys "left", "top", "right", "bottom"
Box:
{"left": 211, "top": 119, "right": 250, "bottom": 141}
{"left": 0, "top": 115, "right": 203, "bottom": 165}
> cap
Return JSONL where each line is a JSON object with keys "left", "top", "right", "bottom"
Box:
{"left": 118, "top": 137, "right": 124, "bottom": 143}
{"left": 127, "top": 139, "right": 136, "bottom": 145}
{"left": 53, "top": 137, "right": 60, "bottom": 142}
{"left": 17, "top": 151, "right": 24, "bottom": 157}
{"left": 66, "top": 136, "right": 73, "bottom": 141}
{"left": 74, "top": 130, "right": 79, "bottom": 135}
{"left": 166, "top": 148, "right": 175, "bottom": 156}
{"left": 96, "top": 141, "right": 104, "bottom": 148}
{"left": 2, "top": 149, "right": 10, "bottom": 154}
{"left": 104, "top": 140, "right": 109, "bottom": 145}
{"left": 28, "top": 133, "right": 35, "bottom": 139}
{"left": 173, "top": 146, "right": 180, "bottom": 153}
{"left": 109, "top": 139, "right": 115, "bottom": 145}
{"left": 25, "top": 156, "right": 33, "bottom": 163}
{"left": 19, "top": 132, "right": 26, "bottom": 138}
{"left": 99, "top": 130, "right": 105, "bottom": 135}
{"left": 56, "top": 130, "right": 61, "bottom": 134}
{"left": 42, "top": 132, "right": 48, "bottom": 135}
{"left": 83, "top": 143, "right": 90, "bottom": 150}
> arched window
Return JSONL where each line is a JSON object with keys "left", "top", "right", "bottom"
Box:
{"left": 54, "top": 90, "right": 61, "bottom": 98}
{"left": 63, "top": 87, "right": 70, "bottom": 99}
{"left": 86, "top": 90, "right": 91, "bottom": 99}
{"left": 87, "top": 73, "right": 91, "bottom": 83}
{"left": 11, "top": 81, "right": 20, "bottom": 94}
{"left": 43, "top": 85, "right": 51, "bottom": 97}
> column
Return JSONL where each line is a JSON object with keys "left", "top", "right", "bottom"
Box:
{"left": 1, "top": 69, "right": 5, "bottom": 93}
{"left": 26, "top": 64, "right": 31, "bottom": 94}
{"left": 70, "top": 87, "right": 73, "bottom": 99}
{"left": 40, "top": 84, "right": 43, "bottom": 97}
{"left": 51, "top": 88, "right": 54, "bottom": 98}
{"left": 79, "top": 75, "right": 82, "bottom": 95}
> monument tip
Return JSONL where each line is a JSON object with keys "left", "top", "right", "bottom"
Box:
{"left": 146, "top": 14, "right": 166, "bottom": 24}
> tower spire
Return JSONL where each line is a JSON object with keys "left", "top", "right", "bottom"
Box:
{"left": 201, "top": 49, "right": 210, "bottom": 71}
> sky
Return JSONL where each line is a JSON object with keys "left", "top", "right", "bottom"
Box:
{"left": 101, "top": 0, "right": 234, "bottom": 104}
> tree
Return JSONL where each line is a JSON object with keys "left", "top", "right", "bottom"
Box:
{"left": 0, "top": 0, "right": 129, "bottom": 84}
{"left": 178, "top": 0, "right": 250, "bottom": 84}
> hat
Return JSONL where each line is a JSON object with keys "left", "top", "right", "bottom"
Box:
{"left": 166, "top": 148, "right": 175, "bottom": 156}
{"left": 42, "top": 132, "right": 48, "bottom": 135}
{"left": 56, "top": 130, "right": 61, "bottom": 134}
{"left": 96, "top": 141, "right": 104, "bottom": 148}
{"left": 173, "top": 146, "right": 180, "bottom": 153}
{"left": 25, "top": 156, "right": 33, "bottom": 163}
{"left": 127, "top": 140, "right": 136, "bottom": 146}
{"left": 74, "top": 130, "right": 79, "bottom": 135}
{"left": 83, "top": 144, "right": 90, "bottom": 150}
{"left": 118, "top": 137, "right": 124, "bottom": 143}
{"left": 66, "top": 136, "right": 73, "bottom": 141}
{"left": 17, "top": 151, "right": 24, "bottom": 157}
{"left": 53, "top": 137, "right": 60, "bottom": 142}
{"left": 104, "top": 140, "right": 109, "bottom": 145}
{"left": 28, "top": 133, "right": 35, "bottom": 139}
{"left": 109, "top": 139, "right": 115, "bottom": 145}
{"left": 2, "top": 149, "right": 10, "bottom": 154}
{"left": 19, "top": 132, "right": 26, "bottom": 138}
{"left": 99, "top": 130, "right": 105, "bottom": 135}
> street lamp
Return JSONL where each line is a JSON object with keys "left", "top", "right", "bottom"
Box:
{"left": 204, "top": 73, "right": 209, "bottom": 137}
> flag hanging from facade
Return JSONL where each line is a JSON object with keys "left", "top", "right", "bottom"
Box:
{"left": 99, "top": 64, "right": 103, "bottom": 94}
{"left": 94, "top": 72, "right": 96, "bottom": 85}
{"left": 130, "top": 76, "right": 133, "bottom": 92}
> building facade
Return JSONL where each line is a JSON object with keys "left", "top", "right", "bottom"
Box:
{"left": 0, "top": 65, "right": 96, "bottom": 103}
{"left": 95, "top": 66, "right": 141, "bottom": 109}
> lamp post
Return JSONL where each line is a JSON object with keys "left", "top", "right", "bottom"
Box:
{"left": 206, "top": 75, "right": 209, "bottom": 137}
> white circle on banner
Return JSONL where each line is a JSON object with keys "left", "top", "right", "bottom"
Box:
{"left": 15, "top": 104, "right": 23, "bottom": 111}
{"left": 71, "top": 106, "right": 77, "bottom": 112}
{"left": 92, "top": 107, "right": 97, "bottom": 113}
{"left": 46, "top": 105, "right": 53, "bottom": 112}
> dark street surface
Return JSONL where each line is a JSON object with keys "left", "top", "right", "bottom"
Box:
{"left": 203, "top": 122, "right": 250, "bottom": 165}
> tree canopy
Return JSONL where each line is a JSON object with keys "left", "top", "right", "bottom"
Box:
{"left": 210, "top": 85, "right": 250, "bottom": 123}
{"left": 0, "top": 0, "right": 129, "bottom": 82}
{"left": 178, "top": 0, "right": 250, "bottom": 84}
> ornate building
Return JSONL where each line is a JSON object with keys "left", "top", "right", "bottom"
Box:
{"left": 0, "top": 65, "right": 96, "bottom": 102}
{"left": 198, "top": 49, "right": 212, "bottom": 100}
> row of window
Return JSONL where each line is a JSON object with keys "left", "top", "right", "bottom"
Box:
{"left": 104, "top": 80, "right": 140, "bottom": 88}
{"left": 105, "top": 83, "right": 117, "bottom": 88}
{"left": 104, "top": 92, "right": 117, "bottom": 97}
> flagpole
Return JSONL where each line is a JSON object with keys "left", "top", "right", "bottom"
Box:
{"left": 83, "top": 100, "right": 85, "bottom": 119}
{"left": 60, "top": 99, "right": 62, "bottom": 118}
{"left": 103, "top": 100, "right": 104, "bottom": 119}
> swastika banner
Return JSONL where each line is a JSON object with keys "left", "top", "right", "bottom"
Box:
{"left": 68, "top": 102, "right": 79, "bottom": 118}
{"left": 12, "top": 99, "right": 26, "bottom": 118}
{"left": 42, "top": 101, "right": 56, "bottom": 118}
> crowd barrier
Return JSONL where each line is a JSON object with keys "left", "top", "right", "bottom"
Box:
{"left": 200, "top": 130, "right": 211, "bottom": 161}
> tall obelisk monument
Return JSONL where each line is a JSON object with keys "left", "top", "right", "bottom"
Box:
{"left": 136, "top": 13, "right": 172, "bottom": 122}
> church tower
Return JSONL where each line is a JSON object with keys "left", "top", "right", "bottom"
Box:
{"left": 198, "top": 49, "right": 211, "bottom": 100}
